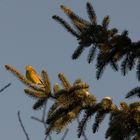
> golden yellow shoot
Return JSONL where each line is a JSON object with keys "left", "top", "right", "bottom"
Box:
{"left": 60, "top": 5, "right": 72, "bottom": 15}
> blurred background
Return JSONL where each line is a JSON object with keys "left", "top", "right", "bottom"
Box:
{"left": 0, "top": 0, "right": 140, "bottom": 139}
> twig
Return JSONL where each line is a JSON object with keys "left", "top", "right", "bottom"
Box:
{"left": 31, "top": 116, "right": 52, "bottom": 140}
{"left": 31, "top": 116, "right": 44, "bottom": 123}
{"left": 77, "top": 117, "right": 88, "bottom": 140}
{"left": 17, "top": 111, "right": 30, "bottom": 140}
{"left": 61, "top": 128, "right": 69, "bottom": 140}
{"left": 0, "top": 83, "right": 11, "bottom": 93}
{"left": 44, "top": 134, "right": 52, "bottom": 140}
{"left": 31, "top": 101, "right": 52, "bottom": 140}
{"left": 42, "top": 102, "right": 53, "bottom": 140}
{"left": 42, "top": 101, "right": 47, "bottom": 129}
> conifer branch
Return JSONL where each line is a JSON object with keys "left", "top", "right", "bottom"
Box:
{"left": 4, "top": 1, "right": 140, "bottom": 140}
{"left": 53, "top": 2, "right": 140, "bottom": 80}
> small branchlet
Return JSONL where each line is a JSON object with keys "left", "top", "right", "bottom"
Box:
{"left": 126, "top": 87, "right": 140, "bottom": 98}
{"left": 52, "top": 15, "right": 80, "bottom": 38}
{"left": 106, "top": 101, "right": 140, "bottom": 140}
{"left": 92, "top": 97, "right": 113, "bottom": 133}
{"left": 58, "top": 73, "right": 71, "bottom": 90}
{"left": 60, "top": 5, "right": 90, "bottom": 32}
{"left": 5, "top": 65, "right": 52, "bottom": 110}
{"left": 86, "top": 2, "right": 97, "bottom": 25}
{"left": 53, "top": 83, "right": 61, "bottom": 95}
{"left": 72, "top": 45, "right": 85, "bottom": 59}
{"left": 78, "top": 96, "right": 117, "bottom": 138}
{"left": 77, "top": 106, "right": 97, "bottom": 138}
{"left": 102, "top": 16, "right": 110, "bottom": 29}
{"left": 41, "top": 70, "right": 51, "bottom": 93}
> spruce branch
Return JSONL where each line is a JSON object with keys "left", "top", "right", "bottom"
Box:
{"left": 5, "top": 64, "right": 140, "bottom": 139}
{"left": 53, "top": 2, "right": 140, "bottom": 81}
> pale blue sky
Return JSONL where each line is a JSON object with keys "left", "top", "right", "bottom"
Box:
{"left": 0, "top": 0, "right": 140, "bottom": 139}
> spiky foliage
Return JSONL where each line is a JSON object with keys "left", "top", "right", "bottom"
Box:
{"left": 77, "top": 104, "right": 98, "bottom": 138}
{"left": 4, "top": 2, "right": 140, "bottom": 140}
{"left": 5, "top": 65, "right": 51, "bottom": 110}
{"left": 52, "top": 2, "right": 119, "bottom": 78}
{"left": 53, "top": 2, "right": 140, "bottom": 81}
{"left": 126, "top": 87, "right": 140, "bottom": 99}
{"left": 87, "top": 45, "right": 97, "bottom": 63}
{"left": 5, "top": 65, "right": 140, "bottom": 139}
{"left": 92, "top": 97, "right": 114, "bottom": 133}
{"left": 106, "top": 102, "right": 140, "bottom": 140}
{"left": 46, "top": 74, "right": 96, "bottom": 135}
{"left": 77, "top": 96, "right": 117, "bottom": 138}
{"left": 5, "top": 65, "right": 97, "bottom": 135}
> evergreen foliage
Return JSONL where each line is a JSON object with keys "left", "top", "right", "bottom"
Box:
{"left": 4, "top": 2, "right": 140, "bottom": 140}
{"left": 53, "top": 2, "right": 140, "bottom": 80}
